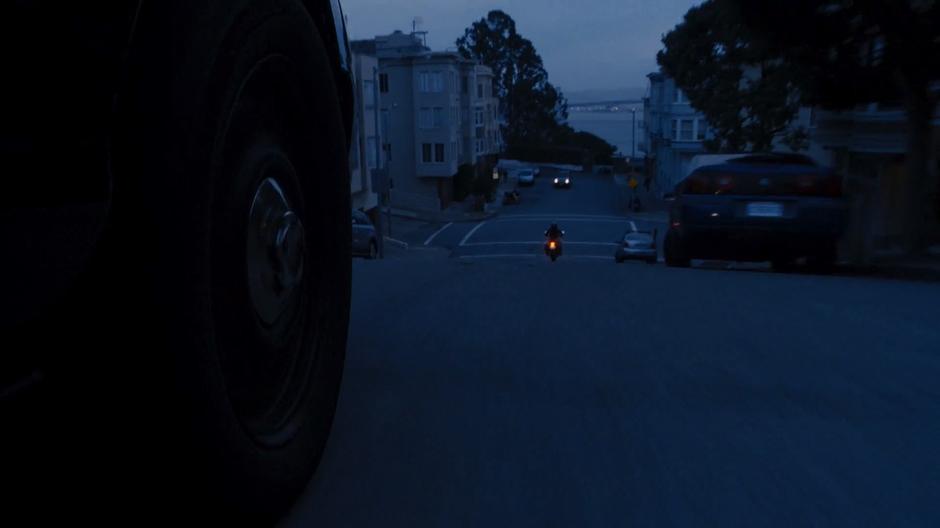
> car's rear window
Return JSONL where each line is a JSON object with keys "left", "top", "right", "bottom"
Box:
{"left": 682, "top": 166, "right": 842, "bottom": 197}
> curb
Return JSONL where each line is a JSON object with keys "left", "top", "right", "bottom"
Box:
{"left": 383, "top": 236, "right": 409, "bottom": 250}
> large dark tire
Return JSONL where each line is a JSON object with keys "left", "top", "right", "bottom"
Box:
{"left": 664, "top": 230, "right": 691, "bottom": 268}
{"left": 83, "top": 1, "right": 350, "bottom": 522}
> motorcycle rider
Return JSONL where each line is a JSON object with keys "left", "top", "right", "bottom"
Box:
{"left": 544, "top": 222, "right": 564, "bottom": 240}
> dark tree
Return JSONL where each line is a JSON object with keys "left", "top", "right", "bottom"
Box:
{"left": 736, "top": 0, "right": 940, "bottom": 252}
{"left": 457, "top": 10, "right": 568, "bottom": 148}
{"left": 657, "top": 1, "right": 802, "bottom": 152}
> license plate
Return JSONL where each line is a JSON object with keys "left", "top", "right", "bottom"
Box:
{"left": 746, "top": 202, "right": 784, "bottom": 217}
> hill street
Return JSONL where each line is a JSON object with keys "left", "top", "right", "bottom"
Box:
{"left": 285, "top": 169, "right": 940, "bottom": 526}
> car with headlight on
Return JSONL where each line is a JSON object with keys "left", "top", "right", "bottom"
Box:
{"left": 553, "top": 172, "right": 572, "bottom": 189}
{"left": 615, "top": 229, "right": 658, "bottom": 264}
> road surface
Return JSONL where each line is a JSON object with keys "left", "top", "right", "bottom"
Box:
{"left": 285, "top": 168, "right": 940, "bottom": 526}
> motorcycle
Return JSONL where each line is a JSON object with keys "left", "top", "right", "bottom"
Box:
{"left": 544, "top": 233, "right": 564, "bottom": 262}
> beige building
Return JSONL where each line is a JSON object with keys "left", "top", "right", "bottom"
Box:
{"left": 807, "top": 104, "right": 940, "bottom": 259}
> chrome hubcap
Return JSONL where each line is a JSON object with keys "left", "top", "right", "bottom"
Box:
{"left": 246, "top": 177, "right": 305, "bottom": 326}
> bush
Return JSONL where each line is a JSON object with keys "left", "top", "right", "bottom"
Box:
{"left": 454, "top": 164, "right": 476, "bottom": 202}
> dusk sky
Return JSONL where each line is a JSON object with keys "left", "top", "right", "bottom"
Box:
{"left": 342, "top": 0, "right": 701, "bottom": 94}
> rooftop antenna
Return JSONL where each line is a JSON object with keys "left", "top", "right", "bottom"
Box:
{"left": 412, "top": 16, "right": 428, "bottom": 47}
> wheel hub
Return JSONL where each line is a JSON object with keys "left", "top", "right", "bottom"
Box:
{"left": 247, "top": 177, "right": 305, "bottom": 326}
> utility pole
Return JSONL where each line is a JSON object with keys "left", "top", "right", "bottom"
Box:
{"left": 631, "top": 107, "right": 637, "bottom": 161}
{"left": 371, "top": 65, "right": 388, "bottom": 255}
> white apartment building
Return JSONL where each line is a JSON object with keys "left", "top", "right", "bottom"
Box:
{"left": 354, "top": 31, "right": 500, "bottom": 212}
{"left": 350, "top": 50, "right": 381, "bottom": 218}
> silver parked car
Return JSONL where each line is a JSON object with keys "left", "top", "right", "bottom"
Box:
{"left": 615, "top": 229, "right": 658, "bottom": 264}
{"left": 352, "top": 209, "right": 378, "bottom": 259}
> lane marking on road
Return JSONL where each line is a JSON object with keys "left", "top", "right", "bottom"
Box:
{"left": 500, "top": 214, "right": 630, "bottom": 221}
{"left": 457, "top": 254, "right": 537, "bottom": 259}
{"left": 569, "top": 255, "right": 616, "bottom": 261}
{"left": 461, "top": 241, "right": 618, "bottom": 247}
{"left": 459, "top": 221, "right": 488, "bottom": 247}
{"left": 423, "top": 222, "right": 453, "bottom": 246}
{"left": 384, "top": 237, "right": 409, "bottom": 249}
{"left": 489, "top": 218, "right": 629, "bottom": 225}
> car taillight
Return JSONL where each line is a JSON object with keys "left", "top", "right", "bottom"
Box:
{"left": 715, "top": 174, "right": 734, "bottom": 194}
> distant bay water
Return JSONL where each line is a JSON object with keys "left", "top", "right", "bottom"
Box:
{"left": 566, "top": 109, "right": 642, "bottom": 158}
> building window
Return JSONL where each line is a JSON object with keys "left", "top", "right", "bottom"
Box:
{"left": 451, "top": 141, "right": 457, "bottom": 161}
{"left": 451, "top": 106, "right": 457, "bottom": 125}
{"left": 695, "top": 119, "right": 706, "bottom": 141}
{"left": 384, "top": 142, "right": 392, "bottom": 162}
{"left": 380, "top": 109, "right": 389, "bottom": 140}
{"left": 476, "top": 139, "right": 484, "bottom": 154}
{"left": 475, "top": 106, "right": 484, "bottom": 126}
{"left": 422, "top": 143, "right": 432, "bottom": 163}
{"left": 462, "top": 75, "right": 468, "bottom": 94}
{"left": 379, "top": 73, "right": 389, "bottom": 93}
{"left": 680, "top": 119, "right": 694, "bottom": 141}
{"left": 451, "top": 72, "right": 457, "bottom": 92}
{"left": 435, "top": 143, "right": 445, "bottom": 163}
{"left": 363, "top": 80, "right": 375, "bottom": 107}
{"left": 477, "top": 83, "right": 483, "bottom": 98}
{"left": 671, "top": 119, "right": 679, "bottom": 141}
{"left": 432, "top": 72, "right": 444, "bottom": 93}
{"left": 366, "top": 137, "right": 377, "bottom": 169}
{"left": 419, "top": 108, "right": 432, "bottom": 129}
{"left": 433, "top": 107, "right": 444, "bottom": 128}
{"left": 419, "top": 72, "right": 429, "bottom": 92}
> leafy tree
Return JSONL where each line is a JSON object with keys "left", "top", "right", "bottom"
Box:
{"left": 735, "top": 0, "right": 940, "bottom": 251}
{"left": 457, "top": 10, "right": 568, "bottom": 148}
{"left": 657, "top": 1, "right": 802, "bottom": 152}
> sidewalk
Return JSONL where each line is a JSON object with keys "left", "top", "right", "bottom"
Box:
{"left": 390, "top": 176, "right": 518, "bottom": 224}
{"left": 841, "top": 246, "right": 940, "bottom": 282}
{"left": 613, "top": 173, "right": 669, "bottom": 218}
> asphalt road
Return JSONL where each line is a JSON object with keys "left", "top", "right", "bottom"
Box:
{"left": 285, "top": 168, "right": 940, "bottom": 526}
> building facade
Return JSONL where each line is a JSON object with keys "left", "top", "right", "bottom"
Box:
{"left": 349, "top": 50, "right": 381, "bottom": 218}
{"left": 354, "top": 31, "right": 500, "bottom": 212}
{"left": 808, "top": 103, "right": 940, "bottom": 258}
{"left": 640, "top": 71, "right": 713, "bottom": 194}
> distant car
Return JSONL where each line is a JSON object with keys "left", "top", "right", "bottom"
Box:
{"left": 615, "top": 229, "right": 657, "bottom": 264}
{"left": 352, "top": 210, "right": 378, "bottom": 259}
{"left": 663, "top": 154, "right": 847, "bottom": 271}
{"left": 517, "top": 169, "right": 536, "bottom": 186}
{"left": 553, "top": 172, "right": 572, "bottom": 188}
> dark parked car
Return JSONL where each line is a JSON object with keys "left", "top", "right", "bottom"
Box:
{"left": 663, "top": 155, "right": 847, "bottom": 271}
{"left": 4, "top": 1, "right": 355, "bottom": 522}
{"left": 352, "top": 209, "right": 379, "bottom": 258}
